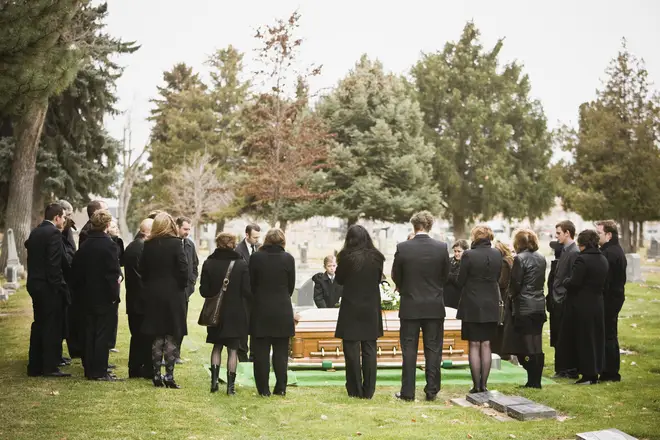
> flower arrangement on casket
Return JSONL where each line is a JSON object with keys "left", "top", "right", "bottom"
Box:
{"left": 380, "top": 280, "right": 400, "bottom": 310}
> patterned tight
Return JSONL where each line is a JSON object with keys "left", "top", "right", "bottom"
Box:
{"left": 211, "top": 344, "right": 238, "bottom": 373}
{"left": 152, "top": 335, "right": 177, "bottom": 377}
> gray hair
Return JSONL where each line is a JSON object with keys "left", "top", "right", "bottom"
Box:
{"left": 56, "top": 200, "right": 73, "bottom": 215}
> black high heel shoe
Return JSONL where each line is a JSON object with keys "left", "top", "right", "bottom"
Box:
{"left": 164, "top": 374, "right": 181, "bottom": 389}
{"left": 152, "top": 373, "right": 164, "bottom": 387}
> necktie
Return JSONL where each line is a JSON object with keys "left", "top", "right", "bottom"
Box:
{"left": 251, "top": 244, "right": 256, "bottom": 254}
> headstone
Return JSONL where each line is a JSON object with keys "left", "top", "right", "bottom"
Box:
{"left": 0, "top": 287, "right": 8, "bottom": 301}
{"left": 647, "top": 238, "right": 659, "bottom": 259}
{"left": 506, "top": 403, "right": 557, "bottom": 421}
{"left": 296, "top": 277, "right": 315, "bottom": 307}
{"left": 298, "top": 242, "right": 308, "bottom": 268}
{"left": 625, "top": 253, "right": 643, "bottom": 283}
{"left": 3, "top": 229, "right": 24, "bottom": 291}
{"left": 487, "top": 395, "right": 534, "bottom": 413}
{"left": 576, "top": 429, "right": 638, "bottom": 440}
{"left": 465, "top": 390, "right": 501, "bottom": 406}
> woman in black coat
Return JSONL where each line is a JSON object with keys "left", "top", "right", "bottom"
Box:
{"left": 249, "top": 228, "right": 295, "bottom": 397}
{"left": 505, "top": 230, "right": 547, "bottom": 389}
{"left": 200, "top": 233, "right": 252, "bottom": 395}
{"left": 140, "top": 212, "right": 189, "bottom": 389}
{"left": 560, "top": 229, "right": 608, "bottom": 384}
{"left": 445, "top": 239, "right": 469, "bottom": 309}
{"left": 457, "top": 225, "right": 503, "bottom": 393}
{"left": 335, "top": 225, "right": 385, "bottom": 399}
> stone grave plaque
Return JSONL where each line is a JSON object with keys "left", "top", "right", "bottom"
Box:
{"left": 625, "top": 253, "right": 643, "bottom": 283}
{"left": 466, "top": 390, "right": 500, "bottom": 406}
{"left": 506, "top": 403, "right": 557, "bottom": 421}
{"left": 576, "top": 429, "right": 638, "bottom": 440}
{"left": 450, "top": 397, "right": 474, "bottom": 408}
{"left": 487, "top": 395, "right": 533, "bottom": 413}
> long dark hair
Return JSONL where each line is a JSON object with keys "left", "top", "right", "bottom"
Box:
{"left": 337, "top": 225, "right": 384, "bottom": 271}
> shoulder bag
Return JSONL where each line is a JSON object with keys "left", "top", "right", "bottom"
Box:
{"left": 198, "top": 260, "right": 236, "bottom": 327}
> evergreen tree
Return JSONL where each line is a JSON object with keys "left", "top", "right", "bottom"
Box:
{"left": 559, "top": 39, "right": 660, "bottom": 252}
{"left": 317, "top": 55, "right": 440, "bottom": 226}
{"left": 412, "top": 22, "right": 554, "bottom": 238}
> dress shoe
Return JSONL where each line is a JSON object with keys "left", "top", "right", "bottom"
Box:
{"left": 425, "top": 393, "right": 437, "bottom": 402}
{"left": 395, "top": 392, "right": 414, "bottom": 402}
{"left": 95, "top": 374, "right": 124, "bottom": 382}
{"left": 44, "top": 370, "right": 71, "bottom": 378}
{"left": 468, "top": 388, "right": 480, "bottom": 394}
{"left": 273, "top": 391, "right": 286, "bottom": 396}
{"left": 575, "top": 377, "right": 598, "bottom": 385}
{"left": 109, "top": 348, "right": 119, "bottom": 353}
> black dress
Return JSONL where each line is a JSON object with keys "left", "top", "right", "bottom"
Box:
{"left": 140, "top": 236, "right": 189, "bottom": 339}
{"left": 200, "top": 248, "right": 252, "bottom": 349}
{"left": 457, "top": 239, "right": 502, "bottom": 342}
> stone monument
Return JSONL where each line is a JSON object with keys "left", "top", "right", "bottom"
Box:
{"left": 3, "top": 229, "right": 24, "bottom": 292}
{"left": 625, "top": 253, "right": 643, "bottom": 283}
{"left": 647, "top": 238, "right": 659, "bottom": 259}
{"left": 296, "top": 277, "right": 316, "bottom": 307}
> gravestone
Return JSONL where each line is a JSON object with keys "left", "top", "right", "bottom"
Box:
{"left": 298, "top": 242, "right": 309, "bottom": 268}
{"left": 3, "top": 229, "right": 23, "bottom": 291}
{"left": 487, "top": 395, "right": 533, "bottom": 413}
{"left": 0, "top": 287, "right": 7, "bottom": 301}
{"left": 625, "top": 254, "right": 643, "bottom": 283}
{"left": 296, "top": 277, "right": 315, "bottom": 307}
{"left": 506, "top": 403, "right": 557, "bottom": 421}
{"left": 576, "top": 429, "right": 638, "bottom": 440}
{"left": 647, "top": 238, "right": 659, "bottom": 259}
{"left": 465, "top": 390, "right": 500, "bottom": 406}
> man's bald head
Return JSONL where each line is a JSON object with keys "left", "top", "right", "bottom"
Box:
{"left": 140, "top": 218, "right": 154, "bottom": 238}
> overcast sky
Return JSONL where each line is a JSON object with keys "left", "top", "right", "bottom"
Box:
{"left": 104, "top": 0, "right": 660, "bottom": 154}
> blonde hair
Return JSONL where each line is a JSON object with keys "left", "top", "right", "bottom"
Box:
{"left": 471, "top": 224, "right": 494, "bottom": 242}
{"left": 215, "top": 232, "right": 237, "bottom": 249}
{"left": 512, "top": 229, "right": 540, "bottom": 253}
{"left": 495, "top": 241, "right": 514, "bottom": 266}
{"left": 91, "top": 209, "right": 113, "bottom": 232}
{"left": 148, "top": 212, "right": 178, "bottom": 240}
{"left": 410, "top": 211, "right": 434, "bottom": 232}
{"left": 323, "top": 255, "right": 336, "bottom": 267}
{"left": 264, "top": 228, "right": 286, "bottom": 247}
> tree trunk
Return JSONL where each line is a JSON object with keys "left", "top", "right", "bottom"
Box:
{"left": 118, "top": 174, "right": 134, "bottom": 242}
{"left": 621, "top": 218, "right": 634, "bottom": 253}
{"left": 632, "top": 221, "right": 638, "bottom": 253}
{"left": 638, "top": 221, "right": 645, "bottom": 249}
{"left": 279, "top": 219, "right": 288, "bottom": 233}
{"left": 452, "top": 213, "right": 467, "bottom": 241}
{"left": 0, "top": 100, "right": 48, "bottom": 270}
{"left": 31, "top": 175, "right": 46, "bottom": 229}
{"left": 215, "top": 218, "right": 226, "bottom": 234}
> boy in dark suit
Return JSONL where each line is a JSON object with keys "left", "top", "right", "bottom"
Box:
{"left": 312, "top": 255, "right": 343, "bottom": 308}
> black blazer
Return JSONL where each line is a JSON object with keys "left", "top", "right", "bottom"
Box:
{"left": 140, "top": 236, "right": 189, "bottom": 338}
{"left": 183, "top": 238, "right": 199, "bottom": 298}
{"left": 122, "top": 234, "right": 146, "bottom": 315}
{"left": 392, "top": 234, "right": 450, "bottom": 320}
{"left": 457, "top": 240, "right": 502, "bottom": 323}
{"left": 601, "top": 239, "right": 627, "bottom": 299}
{"left": 236, "top": 239, "right": 252, "bottom": 262}
{"left": 78, "top": 220, "right": 92, "bottom": 247}
{"left": 200, "top": 248, "right": 252, "bottom": 341}
{"left": 564, "top": 247, "right": 610, "bottom": 301}
{"left": 249, "top": 244, "right": 296, "bottom": 338}
{"left": 71, "top": 231, "right": 121, "bottom": 314}
{"left": 312, "top": 272, "right": 342, "bottom": 308}
{"left": 25, "top": 220, "right": 66, "bottom": 301}
{"left": 335, "top": 249, "right": 384, "bottom": 341}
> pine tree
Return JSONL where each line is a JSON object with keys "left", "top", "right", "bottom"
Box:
{"left": 411, "top": 22, "right": 554, "bottom": 238}
{"left": 317, "top": 55, "right": 440, "bottom": 226}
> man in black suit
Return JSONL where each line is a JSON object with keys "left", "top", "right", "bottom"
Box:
{"left": 597, "top": 220, "right": 627, "bottom": 382}
{"left": 78, "top": 199, "right": 107, "bottom": 247}
{"left": 392, "top": 211, "right": 450, "bottom": 401}
{"left": 55, "top": 200, "right": 77, "bottom": 364}
{"left": 123, "top": 218, "right": 153, "bottom": 378}
{"left": 236, "top": 223, "right": 261, "bottom": 362}
{"left": 71, "top": 209, "right": 123, "bottom": 381}
{"left": 175, "top": 216, "right": 199, "bottom": 363}
{"left": 25, "top": 203, "right": 70, "bottom": 377}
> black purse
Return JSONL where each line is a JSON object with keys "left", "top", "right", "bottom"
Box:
{"left": 198, "top": 260, "right": 236, "bottom": 327}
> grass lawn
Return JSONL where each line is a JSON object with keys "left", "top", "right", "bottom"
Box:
{"left": 1, "top": 277, "right": 659, "bottom": 440}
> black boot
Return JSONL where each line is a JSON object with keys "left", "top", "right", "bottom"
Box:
{"left": 164, "top": 374, "right": 181, "bottom": 389}
{"left": 227, "top": 372, "right": 236, "bottom": 395}
{"left": 534, "top": 353, "right": 544, "bottom": 389}
{"left": 210, "top": 365, "right": 219, "bottom": 393}
{"left": 518, "top": 355, "right": 531, "bottom": 388}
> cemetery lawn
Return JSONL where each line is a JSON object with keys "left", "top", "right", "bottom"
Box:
{"left": 1, "top": 278, "right": 660, "bottom": 440}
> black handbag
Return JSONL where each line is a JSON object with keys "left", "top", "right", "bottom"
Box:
{"left": 198, "top": 260, "right": 236, "bottom": 327}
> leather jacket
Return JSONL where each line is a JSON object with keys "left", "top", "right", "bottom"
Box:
{"left": 510, "top": 250, "right": 547, "bottom": 316}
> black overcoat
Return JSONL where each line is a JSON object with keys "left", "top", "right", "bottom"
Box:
{"left": 248, "top": 244, "right": 296, "bottom": 338}
{"left": 140, "top": 235, "right": 189, "bottom": 338}
{"left": 456, "top": 240, "right": 502, "bottom": 323}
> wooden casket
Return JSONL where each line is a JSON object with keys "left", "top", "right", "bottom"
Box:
{"left": 290, "top": 308, "right": 469, "bottom": 368}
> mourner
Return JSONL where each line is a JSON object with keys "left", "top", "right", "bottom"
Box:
{"left": 336, "top": 225, "right": 385, "bottom": 399}
{"left": 236, "top": 223, "right": 261, "bottom": 362}
{"left": 313, "top": 255, "right": 342, "bottom": 308}
{"left": 444, "top": 239, "right": 469, "bottom": 309}
{"left": 176, "top": 216, "right": 199, "bottom": 364}
{"left": 391, "top": 211, "right": 449, "bottom": 402}
{"left": 25, "top": 203, "right": 70, "bottom": 377}
{"left": 200, "top": 233, "right": 252, "bottom": 395}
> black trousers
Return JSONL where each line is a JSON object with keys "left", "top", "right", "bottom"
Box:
{"left": 549, "top": 299, "right": 575, "bottom": 373}
{"left": 28, "top": 293, "right": 64, "bottom": 375}
{"left": 252, "top": 337, "right": 289, "bottom": 396}
{"left": 83, "top": 311, "right": 114, "bottom": 379}
{"left": 400, "top": 318, "right": 444, "bottom": 399}
{"left": 65, "top": 302, "right": 84, "bottom": 358}
{"left": 342, "top": 340, "right": 377, "bottom": 398}
{"left": 602, "top": 295, "right": 625, "bottom": 379}
{"left": 108, "top": 303, "right": 119, "bottom": 350}
{"left": 128, "top": 313, "right": 152, "bottom": 376}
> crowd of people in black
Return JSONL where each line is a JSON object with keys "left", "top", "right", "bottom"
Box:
{"left": 24, "top": 200, "right": 626, "bottom": 399}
